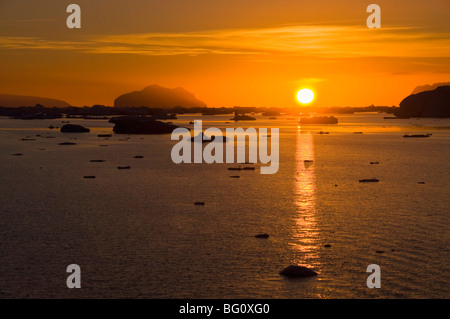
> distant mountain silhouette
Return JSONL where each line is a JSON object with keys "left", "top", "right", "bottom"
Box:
{"left": 114, "top": 85, "right": 207, "bottom": 108}
{"left": 412, "top": 82, "right": 450, "bottom": 94}
{"left": 0, "top": 94, "right": 70, "bottom": 107}
{"left": 395, "top": 86, "right": 450, "bottom": 118}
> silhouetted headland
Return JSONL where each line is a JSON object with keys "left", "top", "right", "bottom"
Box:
{"left": 395, "top": 86, "right": 450, "bottom": 118}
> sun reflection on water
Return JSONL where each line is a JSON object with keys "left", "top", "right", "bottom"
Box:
{"left": 291, "top": 130, "right": 321, "bottom": 270}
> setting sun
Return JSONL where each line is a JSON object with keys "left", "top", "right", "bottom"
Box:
{"left": 297, "top": 89, "right": 315, "bottom": 104}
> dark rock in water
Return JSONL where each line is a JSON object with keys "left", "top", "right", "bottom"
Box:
{"left": 194, "top": 202, "right": 205, "bottom": 206}
{"left": 395, "top": 86, "right": 450, "bottom": 118}
{"left": 370, "top": 162, "right": 380, "bottom": 165}
{"left": 189, "top": 132, "right": 212, "bottom": 143}
{"left": 12, "top": 153, "right": 23, "bottom": 156}
{"left": 90, "top": 160, "right": 106, "bottom": 163}
{"left": 359, "top": 178, "right": 379, "bottom": 183}
{"left": 134, "top": 156, "right": 144, "bottom": 159}
{"left": 109, "top": 115, "right": 181, "bottom": 134}
{"left": 403, "top": 134, "right": 431, "bottom": 138}
{"left": 83, "top": 176, "right": 96, "bottom": 179}
{"left": 418, "top": 182, "right": 426, "bottom": 184}
{"left": 61, "top": 124, "right": 90, "bottom": 133}
{"left": 231, "top": 111, "right": 256, "bottom": 121}
{"left": 324, "top": 244, "right": 332, "bottom": 248}
{"left": 299, "top": 116, "right": 338, "bottom": 125}
{"left": 189, "top": 132, "right": 228, "bottom": 143}
{"left": 58, "top": 142, "right": 77, "bottom": 145}
{"left": 376, "top": 250, "right": 385, "bottom": 254}
{"left": 254, "top": 234, "right": 269, "bottom": 239}
{"left": 117, "top": 166, "right": 131, "bottom": 170}
{"left": 230, "top": 176, "right": 241, "bottom": 179}
{"left": 209, "top": 135, "right": 229, "bottom": 143}
{"left": 304, "top": 160, "right": 314, "bottom": 169}
{"left": 21, "top": 138, "right": 36, "bottom": 141}
{"left": 279, "top": 265, "right": 318, "bottom": 278}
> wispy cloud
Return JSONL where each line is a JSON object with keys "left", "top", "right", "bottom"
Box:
{"left": 0, "top": 25, "right": 449, "bottom": 58}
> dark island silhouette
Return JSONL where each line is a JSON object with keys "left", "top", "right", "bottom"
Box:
{"left": 231, "top": 111, "right": 256, "bottom": 121}
{"left": 395, "top": 86, "right": 450, "bottom": 118}
{"left": 0, "top": 94, "right": 70, "bottom": 108}
{"left": 114, "top": 85, "right": 207, "bottom": 108}
{"left": 299, "top": 116, "right": 338, "bottom": 124}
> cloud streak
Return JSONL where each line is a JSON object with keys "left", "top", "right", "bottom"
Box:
{"left": 0, "top": 25, "right": 449, "bottom": 58}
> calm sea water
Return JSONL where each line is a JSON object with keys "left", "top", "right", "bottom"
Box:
{"left": 0, "top": 113, "right": 449, "bottom": 298}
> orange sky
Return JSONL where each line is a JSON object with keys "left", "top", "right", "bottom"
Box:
{"left": 0, "top": 0, "right": 449, "bottom": 107}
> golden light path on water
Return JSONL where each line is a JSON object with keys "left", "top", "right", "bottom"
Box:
{"left": 291, "top": 127, "right": 321, "bottom": 270}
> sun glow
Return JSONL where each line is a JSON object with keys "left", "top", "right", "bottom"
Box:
{"left": 297, "top": 89, "right": 315, "bottom": 104}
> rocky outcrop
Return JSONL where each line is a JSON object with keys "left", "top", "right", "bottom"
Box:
{"left": 114, "top": 85, "right": 207, "bottom": 108}
{"left": 395, "top": 86, "right": 450, "bottom": 118}
{"left": 189, "top": 132, "right": 228, "bottom": 143}
{"left": 109, "top": 115, "right": 181, "bottom": 134}
{"left": 279, "top": 265, "right": 318, "bottom": 278}
{"left": 299, "top": 116, "right": 338, "bottom": 124}
{"left": 61, "top": 124, "right": 90, "bottom": 133}
{"left": 231, "top": 112, "right": 256, "bottom": 121}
